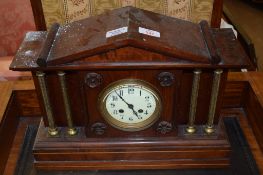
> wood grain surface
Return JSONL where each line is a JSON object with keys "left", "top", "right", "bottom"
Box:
{"left": 0, "top": 81, "right": 13, "bottom": 121}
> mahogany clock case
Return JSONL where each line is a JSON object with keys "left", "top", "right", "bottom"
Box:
{"left": 30, "top": 67, "right": 230, "bottom": 169}
{"left": 31, "top": 69, "right": 227, "bottom": 138}
{"left": 10, "top": 7, "right": 250, "bottom": 132}
{"left": 9, "top": 7, "right": 250, "bottom": 170}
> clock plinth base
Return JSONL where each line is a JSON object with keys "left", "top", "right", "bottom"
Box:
{"left": 33, "top": 120, "right": 231, "bottom": 170}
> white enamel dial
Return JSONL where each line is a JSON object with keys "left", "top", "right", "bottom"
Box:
{"left": 99, "top": 79, "right": 161, "bottom": 131}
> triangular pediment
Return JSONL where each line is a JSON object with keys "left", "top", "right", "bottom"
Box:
{"left": 10, "top": 6, "right": 251, "bottom": 70}
{"left": 36, "top": 6, "right": 218, "bottom": 66}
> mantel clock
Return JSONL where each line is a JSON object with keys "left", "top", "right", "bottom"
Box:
{"left": 10, "top": 7, "right": 250, "bottom": 170}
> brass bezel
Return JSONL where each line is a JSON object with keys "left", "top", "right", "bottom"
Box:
{"left": 98, "top": 79, "right": 162, "bottom": 132}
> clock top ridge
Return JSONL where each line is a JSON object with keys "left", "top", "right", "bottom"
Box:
{"left": 10, "top": 6, "right": 249, "bottom": 71}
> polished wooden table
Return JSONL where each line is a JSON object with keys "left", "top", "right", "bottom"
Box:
{"left": 0, "top": 72, "right": 263, "bottom": 174}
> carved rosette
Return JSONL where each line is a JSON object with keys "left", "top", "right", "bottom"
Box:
{"left": 85, "top": 73, "right": 102, "bottom": 88}
{"left": 91, "top": 123, "right": 107, "bottom": 135}
{"left": 158, "top": 72, "right": 175, "bottom": 87}
{"left": 156, "top": 121, "right": 173, "bottom": 134}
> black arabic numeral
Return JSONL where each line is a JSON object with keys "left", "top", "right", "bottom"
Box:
{"left": 128, "top": 86, "right": 134, "bottom": 94}
{"left": 120, "top": 115, "right": 124, "bottom": 120}
{"left": 147, "top": 103, "right": 152, "bottom": 108}
{"left": 113, "top": 110, "right": 118, "bottom": 115}
{"left": 119, "top": 90, "right": 123, "bottom": 96}
{"left": 112, "top": 96, "right": 118, "bottom": 101}
{"left": 110, "top": 103, "right": 115, "bottom": 108}
{"left": 145, "top": 96, "right": 150, "bottom": 101}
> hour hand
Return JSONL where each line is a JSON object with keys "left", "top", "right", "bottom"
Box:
{"left": 132, "top": 109, "right": 139, "bottom": 117}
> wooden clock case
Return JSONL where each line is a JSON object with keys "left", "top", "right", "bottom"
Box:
{"left": 10, "top": 7, "right": 250, "bottom": 170}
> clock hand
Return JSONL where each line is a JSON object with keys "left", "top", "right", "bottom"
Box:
{"left": 114, "top": 91, "right": 139, "bottom": 118}
{"left": 115, "top": 91, "right": 130, "bottom": 106}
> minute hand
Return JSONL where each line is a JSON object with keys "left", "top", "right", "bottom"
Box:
{"left": 114, "top": 91, "right": 139, "bottom": 118}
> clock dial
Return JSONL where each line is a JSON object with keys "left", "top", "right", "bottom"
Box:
{"left": 98, "top": 79, "right": 161, "bottom": 131}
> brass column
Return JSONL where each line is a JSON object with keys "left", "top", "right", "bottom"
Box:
{"left": 58, "top": 71, "right": 77, "bottom": 136}
{"left": 204, "top": 69, "right": 223, "bottom": 134}
{"left": 186, "top": 70, "right": 201, "bottom": 134}
{"left": 36, "top": 71, "right": 59, "bottom": 136}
